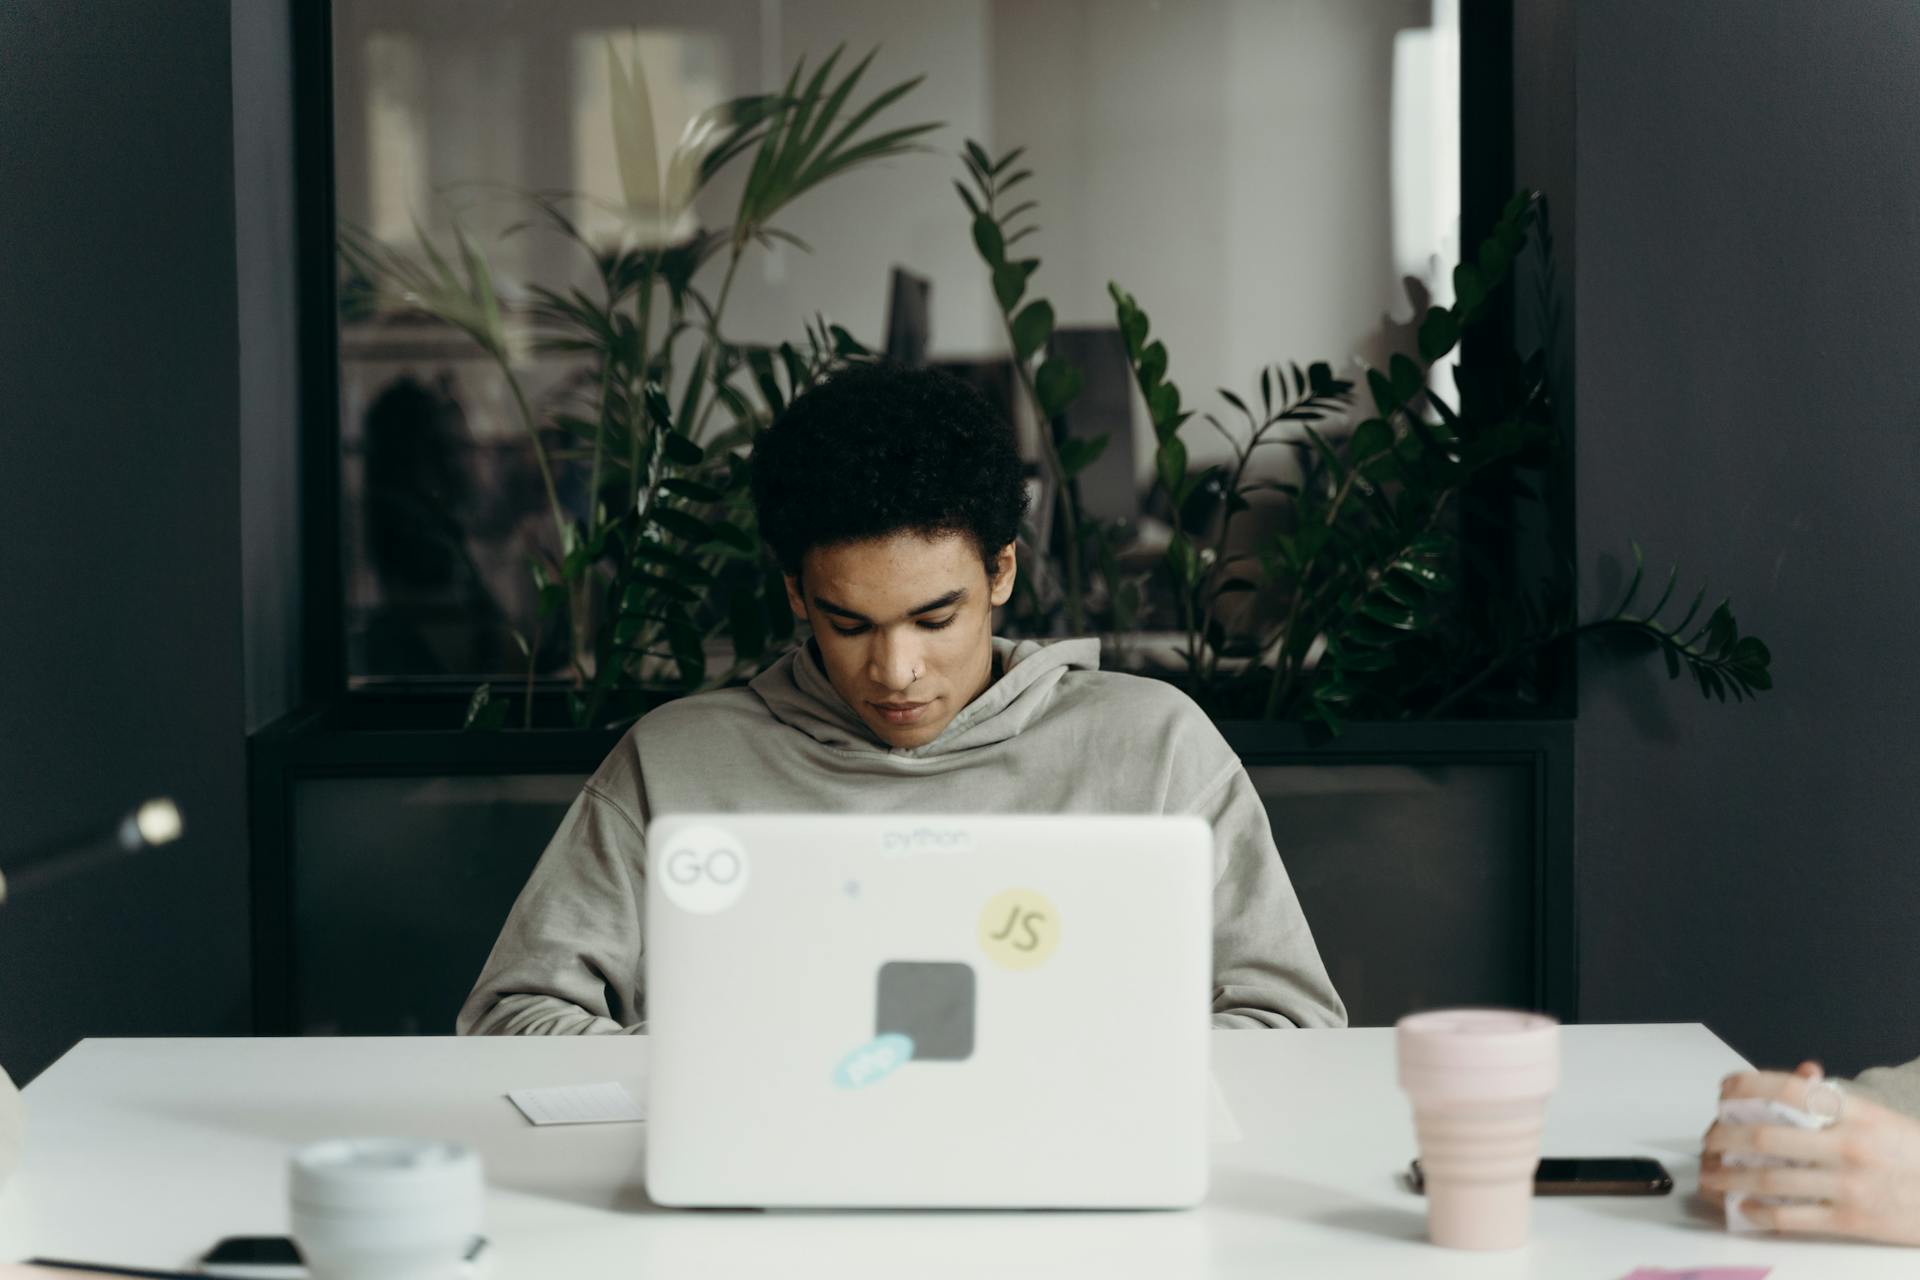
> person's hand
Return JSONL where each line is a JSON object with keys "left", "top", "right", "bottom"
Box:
{"left": 1698, "top": 1060, "right": 1821, "bottom": 1209}
{"left": 1700, "top": 1062, "right": 1920, "bottom": 1245}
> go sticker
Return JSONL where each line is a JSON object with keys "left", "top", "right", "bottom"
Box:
{"left": 978, "top": 888, "right": 1060, "bottom": 970}
{"left": 833, "top": 1033, "right": 915, "bottom": 1089}
{"left": 655, "top": 825, "right": 750, "bottom": 914}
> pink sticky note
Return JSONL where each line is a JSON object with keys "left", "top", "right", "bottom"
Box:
{"left": 1620, "top": 1270, "right": 1770, "bottom": 1280}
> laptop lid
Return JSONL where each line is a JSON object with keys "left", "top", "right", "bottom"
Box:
{"left": 644, "top": 813, "right": 1213, "bottom": 1209}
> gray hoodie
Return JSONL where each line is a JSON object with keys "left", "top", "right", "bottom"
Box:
{"left": 457, "top": 637, "right": 1347, "bottom": 1035}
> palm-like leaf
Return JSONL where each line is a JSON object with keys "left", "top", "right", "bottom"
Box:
{"left": 339, "top": 220, "right": 508, "bottom": 359}
{"left": 603, "top": 39, "right": 779, "bottom": 247}
{"left": 1587, "top": 542, "right": 1773, "bottom": 701}
{"left": 733, "top": 46, "right": 939, "bottom": 249}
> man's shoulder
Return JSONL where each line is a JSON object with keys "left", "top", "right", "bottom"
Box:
{"left": 1053, "top": 666, "right": 1232, "bottom": 753}
{"left": 589, "top": 686, "right": 775, "bottom": 796}
{"left": 1059, "top": 665, "right": 1215, "bottom": 723}
{"left": 1053, "top": 666, "right": 1244, "bottom": 801}
{"left": 631, "top": 684, "right": 771, "bottom": 743}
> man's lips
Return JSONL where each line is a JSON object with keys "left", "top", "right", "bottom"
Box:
{"left": 869, "top": 699, "right": 933, "bottom": 724}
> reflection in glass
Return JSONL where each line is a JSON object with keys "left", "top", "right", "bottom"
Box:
{"left": 333, "top": 2, "right": 1462, "bottom": 686}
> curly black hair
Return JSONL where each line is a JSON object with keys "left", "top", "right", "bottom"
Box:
{"left": 750, "top": 361, "right": 1029, "bottom": 578}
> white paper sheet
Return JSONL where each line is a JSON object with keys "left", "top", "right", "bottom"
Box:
{"left": 507, "top": 1081, "right": 645, "bottom": 1126}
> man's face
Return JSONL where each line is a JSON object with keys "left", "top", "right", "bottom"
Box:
{"left": 786, "top": 532, "right": 1017, "bottom": 749}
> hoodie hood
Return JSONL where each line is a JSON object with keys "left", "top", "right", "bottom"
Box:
{"left": 748, "top": 636, "right": 1101, "bottom": 758}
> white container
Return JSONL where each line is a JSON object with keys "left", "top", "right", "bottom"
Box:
{"left": 290, "top": 1138, "right": 482, "bottom": 1280}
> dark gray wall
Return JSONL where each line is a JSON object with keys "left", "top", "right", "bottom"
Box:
{"left": 1573, "top": 0, "right": 1920, "bottom": 1075}
{"left": 0, "top": 0, "right": 253, "bottom": 1081}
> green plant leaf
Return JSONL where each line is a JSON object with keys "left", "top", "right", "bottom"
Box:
{"left": 667, "top": 618, "right": 707, "bottom": 688}
{"left": 1011, "top": 299, "right": 1054, "bottom": 364}
{"left": 462, "top": 683, "right": 510, "bottom": 732}
{"left": 654, "top": 508, "right": 713, "bottom": 543}
{"left": 660, "top": 432, "right": 705, "bottom": 465}
{"left": 1035, "top": 358, "right": 1084, "bottom": 419}
{"left": 1478, "top": 233, "right": 1514, "bottom": 284}
{"left": 643, "top": 384, "right": 676, "bottom": 430}
{"left": 1418, "top": 307, "right": 1461, "bottom": 363}
{"left": 1139, "top": 341, "right": 1168, "bottom": 391}
{"left": 625, "top": 575, "right": 699, "bottom": 607}
{"left": 1350, "top": 417, "right": 1393, "bottom": 462}
{"left": 1454, "top": 262, "right": 1487, "bottom": 317}
{"left": 1366, "top": 368, "right": 1398, "bottom": 418}
{"left": 630, "top": 541, "right": 713, "bottom": 581}
{"left": 735, "top": 53, "right": 937, "bottom": 247}
{"left": 1155, "top": 435, "right": 1189, "bottom": 499}
{"left": 710, "top": 520, "right": 756, "bottom": 552}
{"left": 1146, "top": 383, "right": 1180, "bottom": 436}
{"left": 661, "top": 477, "right": 723, "bottom": 503}
{"left": 1057, "top": 434, "right": 1109, "bottom": 479}
{"left": 728, "top": 586, "right": 767, "bottom": 661}
{"left": 1167, "top": 531, "right": 1200, "bottom": 588}
{"left": 1389, "top": 353, "right": 1425, "bottom": 403}
{"left": 829, "top": 323, "right": 869, "bottom": 357}
{"left": 1333, "top": 647, "right": 1398, "bottom": 672}
{"left": 971, "top": 212, "right": 1005, "bottom": 266}
{"left": 993, "top": 258, "right": 1037, "bottom": 312}
{"left": 1109, "top": 283, "right": 1148, "bottom": 355}
{"left": 744, "top": 347, "right": 785, "bottom": 415}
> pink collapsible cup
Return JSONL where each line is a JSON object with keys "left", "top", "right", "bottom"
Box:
{"left": 1396, "top": 1009, "right": 1560, "bottom": 1250}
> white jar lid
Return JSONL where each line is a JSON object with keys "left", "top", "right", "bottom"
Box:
{"left": 290, "top": 1138, "right": 483, "bottom": 1213}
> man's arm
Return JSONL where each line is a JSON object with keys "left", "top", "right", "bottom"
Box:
{"left": 457, "top": 783, "right": 647, "bottom": 1035}
{"left": 1193, "top": 762, "right": 1348, "bottom": 1029}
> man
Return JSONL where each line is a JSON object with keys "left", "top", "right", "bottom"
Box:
{"left": 458, "top": 361, "right": 1345, "bottom": 1034}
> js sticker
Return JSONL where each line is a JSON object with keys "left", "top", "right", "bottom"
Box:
{"left": 978, "top": 888, "right": 1060, "bottom": 970}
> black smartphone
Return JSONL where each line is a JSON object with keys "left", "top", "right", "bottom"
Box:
{"left": 200, "top": 1235, "right": 490, "bottom": 1277}
{"left": 1409, "top": 1156, "right": 1673, "bottom": 1196}
{"left": 199, "top": 1237, "right": 304, "bottom": 1279}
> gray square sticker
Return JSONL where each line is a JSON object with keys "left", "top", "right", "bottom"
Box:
{"left": 875, "top": 961, "right": 975, "bottom": 1061}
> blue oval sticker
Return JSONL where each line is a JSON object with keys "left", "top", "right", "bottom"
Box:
{"left": 832, "top": 1033, "right": 915, "bottom": 1089}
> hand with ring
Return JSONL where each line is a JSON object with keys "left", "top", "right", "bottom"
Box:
{"left": 1700, "top": 1060, "right": 1920, "bottom": 1245}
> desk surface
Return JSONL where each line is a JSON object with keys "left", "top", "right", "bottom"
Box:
{"left": 1, "top": 1026, "right": 1913, "bottom": 1278}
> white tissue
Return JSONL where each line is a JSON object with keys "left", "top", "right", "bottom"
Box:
{"left": 1716, "top": 1096, "right": 1832, "bottom": 1232}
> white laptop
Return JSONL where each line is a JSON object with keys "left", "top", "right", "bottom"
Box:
{"left": 643, "top": 813, "right": 1213, "bottom": 1209}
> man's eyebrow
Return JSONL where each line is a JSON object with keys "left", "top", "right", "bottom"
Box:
{"left": 810, "top": 595, "right": 869, "bottom": 623}
{"left": 810, "top": 588, "right": 968, "bottom": 623}
{"left": 908, "top": 588, "right": 967, "bottom": 615}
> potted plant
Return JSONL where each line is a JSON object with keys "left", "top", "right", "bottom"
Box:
{"left": 955, "top": 143, "right": 1770, "bottom": 729}
{"left": 340, "top": 44, "right": 936, "bottom": 730}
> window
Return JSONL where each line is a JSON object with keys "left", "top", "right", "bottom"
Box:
{"left": 327, "top": 0, "right": 1463, "bottom": 688}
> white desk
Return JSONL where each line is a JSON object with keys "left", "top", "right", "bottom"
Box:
{"left": 0, "top": 1026, "right": 1913, "bottom": 1277}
